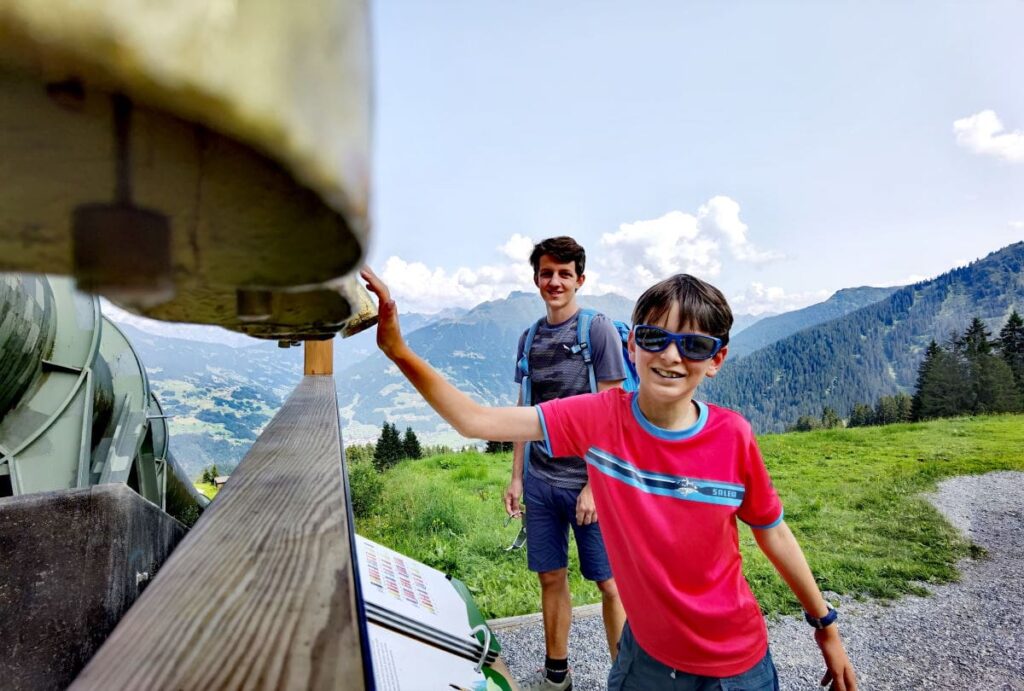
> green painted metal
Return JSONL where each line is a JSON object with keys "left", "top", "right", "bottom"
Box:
{"left": 0, "top": 273, "right": 206, "bottom": 519}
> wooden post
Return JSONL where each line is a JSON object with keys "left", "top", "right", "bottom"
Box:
{"left": 304, "top": 338, "right": 334, "bottom": 375}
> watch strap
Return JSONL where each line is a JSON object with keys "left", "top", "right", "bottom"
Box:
{"left": 804, "top": 605, "right": 838, "bottom": 629}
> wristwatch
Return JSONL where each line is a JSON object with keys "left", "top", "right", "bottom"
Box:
{"left": 804, "top": 605, "right": 838, "bottom": 629}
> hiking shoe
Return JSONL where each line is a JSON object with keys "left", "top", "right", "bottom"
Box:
{"left": 520, "top": 669, "right": 572, "bottom": 691}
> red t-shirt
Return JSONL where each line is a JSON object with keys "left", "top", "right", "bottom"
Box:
{"left": 537, "top": 389, "right": 783, "bottom": 677}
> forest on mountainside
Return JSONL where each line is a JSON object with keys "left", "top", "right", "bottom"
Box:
{"left": 703, "top": 242, "right": 1024, "bottom": 432}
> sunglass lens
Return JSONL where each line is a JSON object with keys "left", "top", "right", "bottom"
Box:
{"left": 635, "top": 326, "right": 669, "bottom": 351}
{"left": 684, "top": 335, "right": 718, "bottom": 359}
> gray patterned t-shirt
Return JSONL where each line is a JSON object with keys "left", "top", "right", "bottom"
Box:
{"left": 514, "top": 311, "right": 626, "bottom": 489}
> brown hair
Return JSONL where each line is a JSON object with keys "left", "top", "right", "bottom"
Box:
{"left": 529, "top": 236, "right": 586, "bottom": 280}
{"left": 631, "top": 274, "right": 733, "bottom": 346}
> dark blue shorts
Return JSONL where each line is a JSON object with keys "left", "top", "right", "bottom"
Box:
{"left": 608, "top": 621, "right": 780, "bottom": 690}
{"left": 523, "top": 473, "right": 613, "bottom": 581}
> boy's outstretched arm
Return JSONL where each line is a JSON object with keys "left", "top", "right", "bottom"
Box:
{"left": 754, "top": 522, "right": 858, "bottom": 691}
{"left": 360, "top": 267, "right": 543, "bottom": 443}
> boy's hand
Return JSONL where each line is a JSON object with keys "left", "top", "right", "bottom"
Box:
{"left": 360, "top": 266, "right": 405, "bottom": 358}
{"left": 504, "top": 478, "right": 523, "bottom": 516}
{"left": 575, "top": 483, "right": 598, "bottom": 525}
{"left": 815, "top": 627, "right": 857, "bottom": 691}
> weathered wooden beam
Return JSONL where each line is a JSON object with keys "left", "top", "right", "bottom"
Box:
{"left": 305, "top": 339, "right": 335, "bottom": 376}
{"left": 72, "top": 376, "right": 368, "bottom": 690}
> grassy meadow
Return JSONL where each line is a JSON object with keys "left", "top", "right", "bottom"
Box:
{"left": 194, "top": 482, "right": 219, "bottom": 500}
{"left": 351, "top": 414, "right": 1024, "bottom": 620}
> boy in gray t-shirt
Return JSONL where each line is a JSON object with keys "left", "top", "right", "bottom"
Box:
{"left": 515, "top": 311, "right": 625, "bottom": 488}
{"left": 504, "top": 236, "right": 626, "bottom": 691}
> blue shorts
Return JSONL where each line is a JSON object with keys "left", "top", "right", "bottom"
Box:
{"left": 608, "top": 621, "right": 780, "bottom": 690}
{"left": 523, "top": 473, "right": 613, "bottom": 581}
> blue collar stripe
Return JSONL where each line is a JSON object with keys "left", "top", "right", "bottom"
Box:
{"left": 586, "top": 448, "right": 744, "bottom": 508}
{"left": 631, "top": 395, "right": 708, "bottom": 440}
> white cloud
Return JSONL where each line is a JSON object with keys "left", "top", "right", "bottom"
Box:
{"left": 593, "top": 211, "right": 719, "bottom": 297}
{"left": 697, "top": 196, "right": 783, "bottom": 263}
{"left": 591, "top": 197, "right": 782, "bottom": 298}
{"left": 953, "top": 110, "right": 1024, "bottom": 163}
{"left": 729, "top": 283, "right": 829, "bottom": 316}
{"left": 384, "top": 198, "right": 784, "bottom": 310}
{"left": 1010, "top": 220, "right": 1024, "bottom": 230}
{"left": 498, "top": 233, "right": 535, "bottom": 261}
{"left": 381, "top": 248, "right": 534, "bottom": 313}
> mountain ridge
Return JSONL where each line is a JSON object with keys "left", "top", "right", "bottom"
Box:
{"left": 702, "top": 242, "right": 1024, "bottom": 432}
{"left": 727, "top": 286, "right": 901, "bottom": 360}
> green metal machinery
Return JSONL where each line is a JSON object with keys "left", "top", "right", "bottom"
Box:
{"left": 0, "top": 273, "right": 207, "bottom": 521}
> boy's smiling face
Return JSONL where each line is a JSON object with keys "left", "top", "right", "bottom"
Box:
{"left": 534, "top": 254, "right": 584, "bottom": 312}
{"left": 628, "top": 302, "right": 728, "bottom": 406}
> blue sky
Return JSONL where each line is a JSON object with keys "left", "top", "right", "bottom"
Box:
{"left": 367, "top": 1, "right": 1024, "bottom": 315}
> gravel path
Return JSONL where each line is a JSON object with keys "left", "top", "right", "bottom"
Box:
{"left": 491, "top": 471, "right": 1024, "bottom": 690}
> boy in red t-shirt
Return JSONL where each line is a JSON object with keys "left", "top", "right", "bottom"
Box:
{"left": 360, "top": 267, "right": 857, "bottom": 691}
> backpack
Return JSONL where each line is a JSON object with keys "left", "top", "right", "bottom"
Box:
{"left": 517, "top": 308, "right": 639, "bottom": 407}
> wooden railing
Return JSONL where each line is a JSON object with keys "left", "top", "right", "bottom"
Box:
{"left": 72, "top": 365, "right": 369, "bottom": 689}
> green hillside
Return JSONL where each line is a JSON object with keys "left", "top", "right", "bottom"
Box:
{"left": 352, "top": 414, "right": 1024, "bottom": 619}
{"left": 704, "top": 242, "right": 1024, "bottom": 432}
{"left": 727, "top": 285, "right": 899, "bottom": 360}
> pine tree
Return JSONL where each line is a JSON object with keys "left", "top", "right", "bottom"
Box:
{"left": 958, "top": 316, "right": 1021, "bottom": 413}
{"left": 848, "top": 403, "right": 874, "bottom": 427}
{"left": 820, "top": 406, "right": 841, "bottom": 429}
{"left": 388, "top": 423, "right": 403, "bottom": 461}
{"left": 970, "top": 353, "right": 1023, "bottom": 413}
{"left": 914, "top": 343, "right": 971, "bottom": 420}
{"left": 893, "top": 392, "right": 914, "bottom": 422}
{"left": 912, "top": 341, "right": 941, "bottom": 420}
{"left": 959, "top": 317, "right": 993, "bottom": 357}
{"left": 998, "top": 311, "right": 1024, "bottom": 393}
{"left": 873, "top": 396, "right": 897, "bottom": 425}
{"left": 485, "top": 441, "right": 503, "bottom": 453}
{"left": 402, "top": 427, "right": 422, "bottom": 459}
{"left": 374, "top": 422, "right": 403, "bottom": 471}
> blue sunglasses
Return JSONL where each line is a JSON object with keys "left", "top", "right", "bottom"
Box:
{"left": 633, "top": 325, "right": 723, "bottom": 361}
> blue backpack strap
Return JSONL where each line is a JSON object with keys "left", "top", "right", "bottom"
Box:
{"left": 517, "top": 318, "right": 544, "bottom": 407}
{"left": 574, "top": 308, "right": 599, "bottom": 393}
{"left": 573, "top": 310, "right": 639, "bottom": 393}
{"left": 615, "top": 321, "right": 640, "bottom": 392}
{"left": 517, "top": 318, "right": 544, "bottom": 477}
